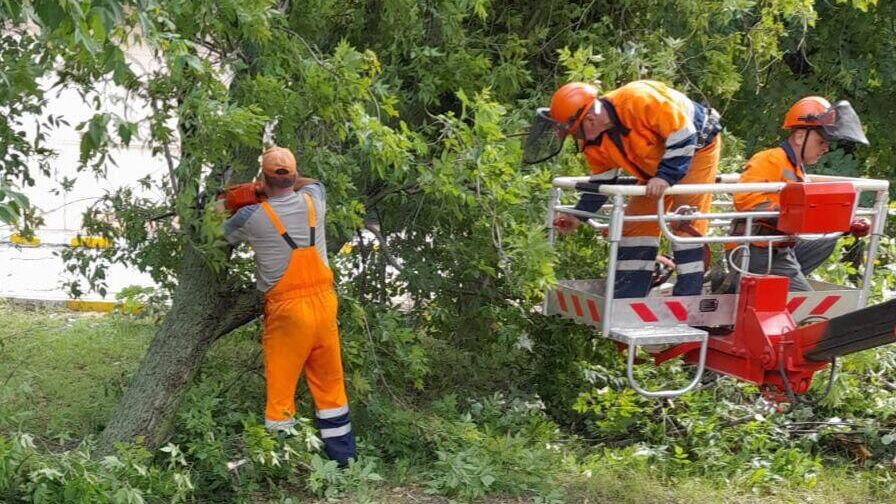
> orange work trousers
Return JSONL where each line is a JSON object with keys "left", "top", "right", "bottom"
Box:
{"left": 614, "top": 136, "right": 722, "bottom": 298}
{"left": 622, "top": 135, "right": 722, "bottom": 238}
{"left": 263, "top": 282, "right": 347, "bottom": 423}
{"left": 260, "top": 198, "right": 347, "bottom": 424}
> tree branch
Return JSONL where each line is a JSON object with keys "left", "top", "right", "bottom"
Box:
{"left": 150, "top": 99, "right": 180, "bottom": 197}
{"left": 364, "top": 220, "right": 403, "bottom": 272}
{"left": 213, "top": 287, "right": 264, "bottom": 339}
{"left": 365, "top": 182, "right": 421, "bottom": 210}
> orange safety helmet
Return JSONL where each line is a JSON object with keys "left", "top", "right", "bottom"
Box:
{"left": 782, "top": 96, "right": 832, "bottom": 129}
{"left": 549, "top": 82, "right": 600, "bottom": 135}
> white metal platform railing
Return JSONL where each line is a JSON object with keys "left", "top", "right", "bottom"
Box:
{"left": 544, "top": 173, "right": 890, "bottom": 398}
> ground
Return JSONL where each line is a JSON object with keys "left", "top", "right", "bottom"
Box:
{"left": 0, "top": 303, "right": 892, "bottom": 503}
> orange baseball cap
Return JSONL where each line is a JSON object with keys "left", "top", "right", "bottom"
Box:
{"left": 261, "top": 147, "right": 297, "bottom": 177}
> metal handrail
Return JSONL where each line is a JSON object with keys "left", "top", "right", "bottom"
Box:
{"left": 551, "top": 175, "right": 890, "bottom": 195}
{"left": 626, "top": 335, "right": 709, "bottom": 398}
{"left": 562, "top": 206, "right": 877, "bottom": 233}
{"left": 548, "top": 173, "right": 890, "bottom": 337}
{"left": 654, "top": 198, "right": 844, "bottom": 245}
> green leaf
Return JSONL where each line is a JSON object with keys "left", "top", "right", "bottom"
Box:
{"left": 89, "top": 10, "right": 107, "bottom": 44}
{"left": 117, "top": 121, "right": 136, "bottom": 146}
{"left": 0, "top": 204, "right": 18, "bottom": 224}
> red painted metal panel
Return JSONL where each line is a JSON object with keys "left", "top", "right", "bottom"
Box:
{"left": 778, "top": 182, "right": 855, "bottom": 234}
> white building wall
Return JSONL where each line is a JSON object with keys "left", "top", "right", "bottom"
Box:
{"left": 1, "top": 43, "right": 166, "bottom": 303}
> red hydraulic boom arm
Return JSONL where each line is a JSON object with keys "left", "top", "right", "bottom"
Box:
{"left": 654, "top": 275, "right": 896, "bottom": 402}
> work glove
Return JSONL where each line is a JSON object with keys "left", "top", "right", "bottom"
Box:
{"left": 849, "top": 218, "right": 871, "bottom": 238}
{"left": 553, "top": 215, "right": 580, "bottom": 234}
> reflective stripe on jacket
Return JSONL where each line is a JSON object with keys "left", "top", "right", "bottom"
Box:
{"left": 583, "top": 80, "right": 721, "bottom": 184}
{"left": 733, "top": 142, "right": 805, "bottom": 212}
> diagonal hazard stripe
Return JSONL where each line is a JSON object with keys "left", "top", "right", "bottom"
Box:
{"left": 571, "top": 295, "right": 584, "bottom": 317}
{"left": 630, "top": 302, "right": 658, "bottom": 322}
{"left": 786, "top": 296, "right": 806, "bottom": 314}
{"left": 555, "top": 291, "right": 568, "bottom": 313}
{"left": 586, "top": 299, "right": 600, "bottom": 322}
{"left": 665, "top": 301, "right": 688, "bottom": 321}
{"left": 810, "top": 295, "right": 841, "bottom": 316}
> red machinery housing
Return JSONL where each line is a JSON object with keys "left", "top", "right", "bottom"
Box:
{"left": 219, "top": 182, "right": 266, "bottom": 214}
{"left": 654, "top": 276, "right": 831, "bottom": 400}
{"left": 218, "top": 179, "right": 310, "bottom": 215}
{"left": 649, "top": 183, "right": 888, "bottom": 400}
{"left": 652, "top": 274, "right": 896, "bottom": 401}
{"left": 778, "top": 182, "right": 856, "bottom": 234}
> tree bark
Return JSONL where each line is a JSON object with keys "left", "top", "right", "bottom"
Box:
{"left": 97, "top": 244, "right": 262, "bottom": 453}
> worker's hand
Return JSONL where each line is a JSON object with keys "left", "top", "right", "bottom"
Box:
{"left": 849, "top": 218, "right": 871, "bottom": 238}
{"left": 294, "top": 177, "right": 319, "bottom": 190}
{"left": 645, "top": 177, "right": 670, "bottom": 199}
{"left": 553, "top": 215, "right": 580, "bottom": 235}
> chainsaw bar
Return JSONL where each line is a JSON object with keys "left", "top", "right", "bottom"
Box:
{"left": 804, "top": 297, "right": 896, "bottom": 362}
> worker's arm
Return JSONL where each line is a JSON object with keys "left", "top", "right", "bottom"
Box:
{"left": 294, "top": 177, "right": 319, "bottom": 190}
{"left": 297, "top": 180, "right": 326, "bottom": 204}
{"left": 223, "top": 205, "right": 259, "bottom": 245}
{"left": 566, "top": 165, "right": 617, "bottom": 222}
{"left": 732, "top": 151, "right": 784, "bottom": 212}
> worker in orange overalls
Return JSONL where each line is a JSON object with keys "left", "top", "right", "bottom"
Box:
{"left": 725, "top": 97, "right": 870, "bottom": 292}
{"left": 223, "top": 147, "right": 355, "bottom": 466}
{"left": 525, "top": 80, "right": 722, "bottom": 298}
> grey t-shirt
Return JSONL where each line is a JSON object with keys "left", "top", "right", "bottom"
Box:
{"left": 224, "top": 183, "right": 328, "bottom": 292}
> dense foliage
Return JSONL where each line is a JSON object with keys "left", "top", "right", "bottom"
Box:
{"left": 2, "top": 0, "right": 896, "bottom": 501}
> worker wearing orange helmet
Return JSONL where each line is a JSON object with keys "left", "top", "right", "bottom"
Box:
{"left": 725, "top": 97, "right": 869, "bottom": 292}
{"left": 222, "top": 147, "right": 355, "bottom": 466}
{"left": 524, "top": 80, "right": 722, "bottom": 298}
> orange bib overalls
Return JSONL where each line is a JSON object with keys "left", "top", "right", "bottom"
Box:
{"left": 259, "top": 194, "right": 355, "bottom": 466}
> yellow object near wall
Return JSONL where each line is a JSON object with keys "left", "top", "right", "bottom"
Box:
{"left": 65, "top": 300, "right": 116, "bottom": 313}
{"left": 70, "top": 236, "right": 111, "bottom": 249}
{"left": 10, "top": 234, "right": 40, "bottom": 247}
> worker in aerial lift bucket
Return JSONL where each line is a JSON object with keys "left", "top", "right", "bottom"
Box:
{"left": 524, "top": 80, "right": 722, "bottom": 298}
{"left": 723, "top": 97, "right": 871, "bottom": 292}
{"left": 221, "top": 147, "right": 355, "bottom": 467}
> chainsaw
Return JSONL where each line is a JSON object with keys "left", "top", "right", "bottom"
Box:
{"left": 219, "top": 178, "right": 320, "bottom": 214}
{"left": 150, "top": 180, "right": 309, "bottom": 221}
{"left": 219, "top": 181, "right": 267, "bottom": 215}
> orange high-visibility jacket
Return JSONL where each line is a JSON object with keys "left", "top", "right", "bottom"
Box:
{"left": 583, "top": 80, "right": 721, "bottom": 184}
{"left": 733, "top": 142, "right": 805, "bottom": 212}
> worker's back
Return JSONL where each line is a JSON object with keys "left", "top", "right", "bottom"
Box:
{"left": 584, "top": 80, "right": 720, "bottom": 181}
{"left": 733, "top": 143, "right": 805, "bottom": 212}
{"left": 224, "top": 184, "right": 328, "bottom": 292}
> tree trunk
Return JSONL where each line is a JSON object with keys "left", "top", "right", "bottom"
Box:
{"left": 97, "top": 244, "right": 262, "bottom": 453}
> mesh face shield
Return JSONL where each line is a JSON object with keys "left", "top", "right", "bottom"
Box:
{"left": 522, "top": 108, "right": 568, "bottom": 165}
{"left": 816, "top": 100, "right": 869, "bottom": 145}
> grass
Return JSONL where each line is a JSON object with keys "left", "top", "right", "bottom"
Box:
{"left": 0, "top": 302, "right": 893, "bottom": 503}
{"left": 0, "top": 304, "right": 154, "bottom": 440}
